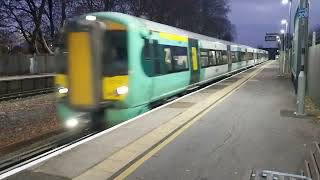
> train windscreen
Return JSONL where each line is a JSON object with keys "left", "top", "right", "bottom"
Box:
{"left": 102, "top": 30, "right": 128, "bottom": 76}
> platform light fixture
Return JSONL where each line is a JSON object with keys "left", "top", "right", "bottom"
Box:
{"left": 282, "top": 0, "right": 289, "bottom": 5}
{"left": 85, "top": 15, "right": 96, "bottom": 21}
{"left": 280, "top": 29, "right": 285, "bottom": 34}
{"left": 281, "top": 19, "right": 288, "bottom": 25}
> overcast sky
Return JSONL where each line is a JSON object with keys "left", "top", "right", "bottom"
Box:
{"left": 229, "top": 0, "right": 320, "bottom": 48}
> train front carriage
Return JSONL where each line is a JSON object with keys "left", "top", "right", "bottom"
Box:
{"left": 55, "top": 13, "right": 153, "bottom": 128}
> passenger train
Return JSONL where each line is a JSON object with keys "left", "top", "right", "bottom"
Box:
{"left": 55, "top": 12, "right": 269, "bottom": 128}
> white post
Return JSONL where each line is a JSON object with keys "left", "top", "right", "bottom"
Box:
{"left": 312, "top": 32, "right": 316, "bottom": 46}
{"left": 296, "top": 70, "right": 306, "bottom": 115}
{"left": 295, "top": 0, "right": 309, "bottom": 116}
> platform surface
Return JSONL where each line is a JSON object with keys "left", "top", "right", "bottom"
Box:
{"left": 125, "top": 61, "right": 320, "bottom": 180}
{"left": 5, "top": 61, "right": 320, "bottom": 180}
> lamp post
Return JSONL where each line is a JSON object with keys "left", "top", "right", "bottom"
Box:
{"left": 281, "top": 19, "right": 289, "bottom": 74}
{"left": 281, "top": 0, "right": 292, "bottom": 75}
{"left": 282, "top": 0, "right": 293, "bottom": 33}
{"left": 279, "top": 29, "right": 286, "bottom": 75}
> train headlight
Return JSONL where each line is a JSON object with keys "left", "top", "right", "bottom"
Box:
{"left": 116, "top": 86, "right": 129, "bottom": 95}
{"left": 65, "top": 118, "right": 79, "bottom": 128}
{"left": 58, "top": 87, "right": 68, "bottom": 94}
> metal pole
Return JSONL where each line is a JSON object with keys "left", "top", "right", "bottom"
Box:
{"left": 288, "top": 0, "right": 292, "bottom": 35}
{"left": 312, "top": 32, "right": 316, "bottom": 46}
{"left": 295, "top": 0, "right": 309, "bottom": 116}
{"left": 278, "top": 36, "right": 284, "bottom": 76}
{"left": 287, "top": 0, "right": 293, "bottom": 75}
{"left": 285, "top": 23, "right": 289, "bottom": 74}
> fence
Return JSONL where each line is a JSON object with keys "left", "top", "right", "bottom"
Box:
{"left": 307, "top": 43, "right": 320, "bottom": 105}
{"left": 0, "top": 55, "right": 56, "bottom": 76}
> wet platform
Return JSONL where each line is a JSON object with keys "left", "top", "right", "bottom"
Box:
{"left": 4, "top": 61, "right": 320, "bottom": 180}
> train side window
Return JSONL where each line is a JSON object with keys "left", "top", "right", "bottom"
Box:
{"left": 164, "top": 47, "right": 173, "bottom": 72}
{"left": 144, "top": 39, "right": 152, "bottom": 60}
{"left": 231, "top": 52, "right": 236, "bottom": 63}
{"left": 200, "top": 49, "right": 209, "bottom": 67}
{"left": 221, "top": 50, "right": 228, "bottom": 65}
{"left": 209, "top": 51, "right": 217, "bottom": 66}
{"left": 144, "top": 39, "right": 160, "bottom": 60}
{"left": 240, "top": 52, "right": 246, "bottom": 61}
{"left": 215, "top": 51, "right": 221, "bottom": 65}
{"left": 171, "top": 46, "right": 188, "bottom": 71}
{"left": 143, "top": 39, "right": 162, "bottom": 76}
{"left": 163, "top": 46, "right": 189, "bottom": 73}
{"left": 248, "top": 52, "right": 253, "bottom": 60}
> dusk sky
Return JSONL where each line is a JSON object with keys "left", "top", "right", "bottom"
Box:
{"left": 229, "top": 0, "right": 320, "bottom": 48}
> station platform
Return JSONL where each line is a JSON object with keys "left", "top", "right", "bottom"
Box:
{"left": 0, "top": 74, "right": 54, "bottom": 81}
{"left": 4, "top": 61, "right": 320, "bottom": 180}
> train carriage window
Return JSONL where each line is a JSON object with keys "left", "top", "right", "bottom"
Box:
{"left": 222, "top": 51, "right": 228, "bottom": 64}
{"left": 144, "top": 39, "right": 159, "bottom": 60}
{"left": 201, "top": 49, "right": 232, "bottom": 67}
{"left": 231, "top": 51, "right": 238, "bottom": 63}
{"left": 164, "top": 48, "right": 173, "bottom": 72}
{"left": 143, "top": 39, "right": 161, "bottom": 75}
{"left": 200, "top": 49, "right": 209, "bottom": 67}
{"left": 171, "top": 46, "right": 188, "bottom": 71}
{"left": 247, "top": 52, "right": 253, "bottom": 60}
{"left": 163, "top": 45, "right": 188, "bottom": 73}
{"left": 215, "top": 51, "right": 222, "bottom": 65}
{"left": 209, "top": 51, "right": 217, "bottom": 66}
{"left": 240, "top": 52, "right": 246, "bottom": 61}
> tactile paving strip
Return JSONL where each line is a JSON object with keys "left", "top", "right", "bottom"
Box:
{"left": 249, "top": 170, "right": 312, "bottom": 180}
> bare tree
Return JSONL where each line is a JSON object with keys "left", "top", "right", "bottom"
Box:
{"left": 0, "top": 0, "right": 54, "bottom": 53}
{"left": 0, "top": 0, "right": 237, "bottom": 54}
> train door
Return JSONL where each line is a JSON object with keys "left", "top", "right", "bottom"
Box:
{"left": 188, "top": 39, "right": 200, "bottom": 85}
{"left": 227, "top": 45, "right": 232, "bottom": 72}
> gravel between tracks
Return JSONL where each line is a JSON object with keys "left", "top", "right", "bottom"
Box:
{"left": 0, "top": 94, "right": 60, "bottom": 152}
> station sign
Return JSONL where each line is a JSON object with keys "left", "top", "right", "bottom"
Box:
{"left": 297, "top": 8, "right": 309, "bottom": 18}
{"left": 266, "top": 33, "right": 279, "bottom": 36}
{"left": 265, "top": 36, "right": 277, "bottom": 41}
{"left": 265, "top": 33, "right": 279, "bottom": 42}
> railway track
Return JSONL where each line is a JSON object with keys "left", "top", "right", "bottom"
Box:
{"left": 0, "top": 87, "right": 55, "bottom": 101}
{"left": 0, "top": 128, "right": 98, "bottom": 176}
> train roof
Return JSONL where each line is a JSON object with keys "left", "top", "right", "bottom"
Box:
{"left": 91, "top": 12, "right": 267, "bottom": 53}
{"left": 137, "top": 17, "right": 233, "bottom": 45}
{"left": 135, "top": 16, "right": 264, "bottom": 52}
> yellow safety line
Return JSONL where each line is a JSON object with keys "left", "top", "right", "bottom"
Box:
{"left": 114, "top": 62, "right": 271, "bottom": 180}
